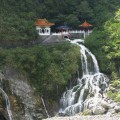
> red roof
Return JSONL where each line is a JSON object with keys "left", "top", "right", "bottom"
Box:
{"left": 79, "top": 21, "right": 93, "bottom": 27}
{"left": 35, "top": 19, "right": 55, "bottom": 27}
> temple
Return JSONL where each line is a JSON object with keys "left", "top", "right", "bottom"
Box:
{"left": 35, "top": 19, "right": 55, "bottom": 35}
{"left": 35, "top": 19, "right": 93, "bottom": 39}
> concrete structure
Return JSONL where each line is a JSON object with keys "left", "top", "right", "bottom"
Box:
{"left": 52, "top": 30, "right": 92, "bottom": 39}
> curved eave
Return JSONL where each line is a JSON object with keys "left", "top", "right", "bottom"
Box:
{"left": 79, "top": 21, "right": 93, "bottom": 28}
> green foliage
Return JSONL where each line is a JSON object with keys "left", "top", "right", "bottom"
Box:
{"left": 0, "top": 0, "right": 120, "bottom": 45}
{"left": 76, "top": 1, "right": 93, "bottom": 20}
{"left": 103, "top": 9, "right": 120, "bottom": 73}
{"left": 107, "top": 78, "right": 120, "bottom": 102}
{"left": 64, "top": 14, "right": 80, "bottom": 28}
{"left": 107, "top": 91, "right": 117, "bottom": 100}
{"left": 85, "top": 30, "right": 111, "bottom": 74}
{"left": 107, "top": 72, "right": 120, "bottom": 102}
{"left": 85, "top": 9, "right": 120, "bottom": 75}
{"left": 0, "top": 0, "right": 120, "bottom": 102}
{"left": 0, "top": 43, "right": 80, "bottom": 99}
{"left": 85, "top": 9, "right": 120, "bottom": 102}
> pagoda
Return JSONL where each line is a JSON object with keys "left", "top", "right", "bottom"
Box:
{"left": 79, "top": 21, "right": 93, "bottom": 28}
{"left": 35, "top": 19, "right": 55, "bottom": 35}
{"left": 79, "top": 21, "right": 93, "bottom": 38}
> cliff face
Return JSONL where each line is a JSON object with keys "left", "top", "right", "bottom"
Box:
{"left": 0, "top": 43, "right": 80, "bottom": 120}
{"left": 0, "top": 66, "right": 46, "bottom": 120}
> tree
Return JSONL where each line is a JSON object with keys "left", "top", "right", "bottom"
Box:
{"left": 76, "top": 1, "right": 93, "bottom": 21}
{"left": 65, "top": 14, "right": 80, "bottom": 28}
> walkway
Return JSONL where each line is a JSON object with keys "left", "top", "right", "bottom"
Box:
{"left": 43, "top": 115, "right": 120, "bottom": 120}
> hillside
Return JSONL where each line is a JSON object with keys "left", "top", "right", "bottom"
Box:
{"left": 0, "top": 0, "right": 120, "bottom": 120}
{"left": 0, "top": 0, "right": 120, "bottom": 46}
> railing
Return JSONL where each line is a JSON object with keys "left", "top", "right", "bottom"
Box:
{"left": 38, "top": 33, "right": 50, "bottom": 35}
{"left": 69, "top": 30, "right": 85, "bottom": 33}
{"left": 52, "top": 32, "right": 69, "bottom": 35}
{"left": 52, "top": 30, "right": 93, "bottom": 36}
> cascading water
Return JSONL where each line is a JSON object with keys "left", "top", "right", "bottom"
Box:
{"left": 41, "top": 96, "right": 50, "bottom": 118}
{"left": 59, "top": 39, "right": 109, "bottom": 116}
{"left": 0, "top": 79, "right": 14, "bottom": 120}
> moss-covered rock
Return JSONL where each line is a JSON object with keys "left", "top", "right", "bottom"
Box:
{"left": 82, "top": 109, "right": 92, "bottom": 115}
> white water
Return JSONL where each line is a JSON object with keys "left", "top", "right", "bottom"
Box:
{"left": 59, "top": 39, "right": 109, "bottom": 116}
{"left": 41, "top": 96, "right": 50, "bottom": 118}
{"left": 0, "top": 80, "right": 13, "bottom": 120}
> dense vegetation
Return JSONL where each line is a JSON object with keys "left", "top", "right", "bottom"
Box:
{"left": 0, "top": 43, "right": 81, "bottom": 99}
{"left": 1, "top": 0, "right": 120, "bottom": 46}
{"left": 0, "top": 0, "right": 120, "bottom": 102}
{"left": 85, "top": 9, "right": 120, "bottom": 102}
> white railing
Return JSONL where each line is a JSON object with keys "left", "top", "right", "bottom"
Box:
{"left": 52, "top": 31, "right": 69, "bottom": 35}
{"left": 52, "top": 30, "right": 92, "bottom": 36}
{"left": 52, "top": 32, "right": 62, "bottom": 35}
{"left": 38, "top": 33, "right": 50, "bottom": 35}
{"left": 37, "top": 30, "right": 93, "bottom": 38}
{"left": 69, "top": 30, "right": 85, "bottom": 33}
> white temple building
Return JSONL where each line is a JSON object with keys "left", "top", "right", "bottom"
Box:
{"left": 35, "top": 19, "right": 93, "bottom": 39}
{"left": 35, "top": 19, "right": 55, "bottom": 35}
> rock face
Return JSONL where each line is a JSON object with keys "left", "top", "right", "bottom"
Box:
{"left": 114, "top": 104, "right": 120, "bottom": 113}
{"left": 92, "top": 106, "right": 106, "bottom": 115}
{"left": 0, "top": 66, "right": 60, "bottom": 120}
{"left": 83, "top": 96, "right": 120, "bottom": 116}
{"left": 10, "top": 79, "right": 38, "bottom": 120}
{"left": 2, "top": 67, "right": 45, "bottom": 120}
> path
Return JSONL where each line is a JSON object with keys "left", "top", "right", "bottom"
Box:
{"left": 43, "top": 115, "right": 120, "bottom": 120}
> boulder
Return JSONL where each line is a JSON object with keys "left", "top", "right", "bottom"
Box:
{"left": 106, "top": 109, "right": 115, "bottom": 115}
{"left": 92, "top": 106, "right": 106, "bottom": 115}
{"left": 100, "top": 100, "right": 112, "bottom": 109}
{"left": 114, "top": 103, "right": 120, "bottom": 112}
{"left": 110, "top": 102, "right": 117, "bottom": 108}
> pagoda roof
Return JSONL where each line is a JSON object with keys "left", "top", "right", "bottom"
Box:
{"left": 79, "top": 21, "right": 93, "bottom": 27}
{"left": 35, "top": 19, "right": 55, "bottom": 27}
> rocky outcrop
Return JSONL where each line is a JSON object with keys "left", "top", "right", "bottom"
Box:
{"left": 1, "top": 66, "right": 45, "bottom": 120}
{"left": 83, "top": 97, "right": 120, "bottom": 116}
{"left": 42, "top": 35, "right": 66, "bottom": 44}
{"left": 0, "top": 66, "right": 60, "bottom": 120}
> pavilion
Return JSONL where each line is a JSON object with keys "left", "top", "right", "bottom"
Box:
{"left": 79, "top": 21, "right": 93, "bottom": 38}
{"left": 79, "top": 21, "right": 93, "bottom": 30}
{"left": 35, "top": 19, "right": 55, "bottom": 35}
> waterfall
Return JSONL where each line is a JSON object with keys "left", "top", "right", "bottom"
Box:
{"left": 59, "top": 39, "right": 109, "bottom": 116}
{"left": 0, "top": 80, "right": 13, "bottom": 120}
{"left": 41, "top": 96, "right": 50, "bottom": 118}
